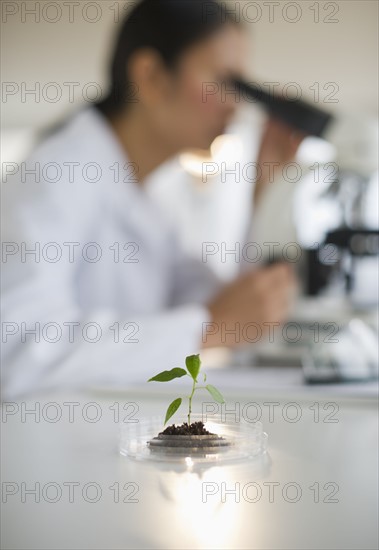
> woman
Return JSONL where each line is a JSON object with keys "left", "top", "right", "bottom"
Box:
{"left": 2, "top": 0, "right": 298, "bottom": 397}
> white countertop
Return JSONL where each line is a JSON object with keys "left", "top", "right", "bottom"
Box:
{"left": 1, "top": 386, "right": 378, "bottom": 550}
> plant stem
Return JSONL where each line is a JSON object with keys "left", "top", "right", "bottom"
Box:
{"left": 188, "top": 378, "right": 197, "bottom": 426}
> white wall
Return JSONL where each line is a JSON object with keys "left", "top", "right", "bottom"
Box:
{"left": 1, "top": 0, "right": 378, "bottom": 129}
{"left": 244, "top": 0, "right": 378, "bottom": 114}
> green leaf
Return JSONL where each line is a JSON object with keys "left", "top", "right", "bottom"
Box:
{"left": 205, "top": 384, "right": 225, "bottom": 404}
{"left": 148, "top": 368, "right": 187, "bottom": 383}
{"left": 203, "top": 372, "right": 207, "bottom": 382}
{"left": 164, "top": 398, "right": 182, "bottom": 425}
{"left": 185, "top": 354, "right": 201, "bottom": 381}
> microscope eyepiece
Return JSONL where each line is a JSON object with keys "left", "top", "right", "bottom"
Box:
{"left": 231, "top": 78, "right": 333, "bottom": 138}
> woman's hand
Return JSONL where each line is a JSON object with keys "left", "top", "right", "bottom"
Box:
{"left": 254, "top": 118, "right": 306, "bottom": 202}
{"left": 203, "top": 263, "right": 297, "bottom": 349}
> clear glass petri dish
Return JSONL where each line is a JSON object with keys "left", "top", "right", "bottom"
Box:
{"left": 119, "top": 414, "right": 268, "bottom": 464}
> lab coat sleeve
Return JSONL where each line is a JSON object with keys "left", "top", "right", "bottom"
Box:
{"left": 1, "top": 304, "right": 210, "bottom": 399}
{"left": 1, "top": 172, "right": 210, "bottom": 399}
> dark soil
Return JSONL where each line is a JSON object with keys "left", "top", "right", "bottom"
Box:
{"left": 159, "top": 421, "right": 214, "bottom": 436}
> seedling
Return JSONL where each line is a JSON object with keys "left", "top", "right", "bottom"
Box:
{"left": 148, "top": 354, "right": 225, "bottom": 426}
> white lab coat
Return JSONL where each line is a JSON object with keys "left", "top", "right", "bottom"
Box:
{"left": 1, "top": 107, "right": 222, "bottom": 398}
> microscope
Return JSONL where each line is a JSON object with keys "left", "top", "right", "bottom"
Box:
{"left": 233, "top": 78, "right": 379, "bottom": 382}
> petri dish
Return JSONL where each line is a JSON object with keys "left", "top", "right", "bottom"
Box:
{"left": 119, "top": 413, "right": 268, "bottom": 465}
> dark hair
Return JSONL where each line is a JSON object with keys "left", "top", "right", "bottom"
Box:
{"left": 96, "top": 0, "right": 237, "bottom": 116}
